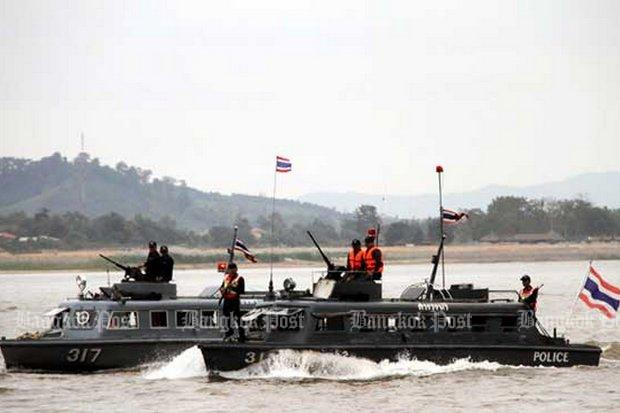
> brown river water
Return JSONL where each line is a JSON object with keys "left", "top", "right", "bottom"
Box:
{"left": 1, "top": 261, "right": 619, "bottom": 412}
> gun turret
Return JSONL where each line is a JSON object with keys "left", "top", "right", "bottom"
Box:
{"left": 99, "top": 254, "right": 144, "bottom": 280}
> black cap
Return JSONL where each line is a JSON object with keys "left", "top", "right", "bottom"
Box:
{"left": 520, "top": 275, "right": 531, "bottom": 282}
{"left": 160, "top": 245, "right": 168, "bottom": 254}
{"left": 364, "top": 236, "right": 375, "bottom": 244}
{"left": 148, "top": 240, "right": 157, "bottom": 248}
{"left": 227, "top": 262, "right": 238, "bottom": 271}
{"left": 351, "top": 239, "right": 361, "bottom": 247}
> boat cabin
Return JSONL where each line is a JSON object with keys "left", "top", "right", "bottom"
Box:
{"left": 35, "top": 281, "right": 264, "bottom": 342}
{"left": 241, "top": 299, "right": 562, "bottom": 347}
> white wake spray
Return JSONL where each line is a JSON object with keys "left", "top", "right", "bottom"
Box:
{"left": 142, "top": 346, "right": 207, "bottom": 380}
{"left": 222, "top": 350, "right": 507, "bottom": 381}
{"left": 142, "top": 347, "right": 513, "bottom": 381}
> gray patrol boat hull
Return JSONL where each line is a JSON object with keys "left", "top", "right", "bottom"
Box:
{"left": 200, "top": 342, "right": 601, "bottom": 372}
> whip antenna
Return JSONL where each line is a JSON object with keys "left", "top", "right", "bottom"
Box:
{"left": 436, "top": 165, "right": 445, "bottom": 289}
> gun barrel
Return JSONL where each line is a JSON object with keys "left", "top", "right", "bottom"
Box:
{"left": 306, "top": 231, "right": 334, "bottom": 268}
{"left": 99, "top": 254, "right": 128, "bottom": 271}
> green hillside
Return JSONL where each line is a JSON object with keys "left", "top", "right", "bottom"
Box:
{"left": 0, "top": 153, "right": 343, "bottom": 232}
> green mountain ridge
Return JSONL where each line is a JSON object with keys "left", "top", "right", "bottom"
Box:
{"left": 0, "top": 153, "right": 344, "bottom": 231}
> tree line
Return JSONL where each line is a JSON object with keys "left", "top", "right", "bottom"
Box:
{"left": 383, "top": 197, "right": 620, "bottom": 245}
{"left": 0, "top": 196, "right": 619, "bottom": 252}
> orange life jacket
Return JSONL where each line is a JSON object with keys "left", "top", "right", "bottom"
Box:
{"left": 519, "top": 286, "right": 537, "bottom": 310}
{"left": 364, "top": 246, "right": 384, "bottom": 273}
{"left": 347, "top": 249, "right": 365, "bottom": 271}
{"left": 222, "top": 273, "right": 240, "bottom": 300}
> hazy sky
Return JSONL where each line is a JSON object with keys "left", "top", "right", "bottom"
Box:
{"left": 1, "top": 1, "right": 619, "bottom": 199}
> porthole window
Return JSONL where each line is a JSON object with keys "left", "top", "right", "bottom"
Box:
{"left": 150, "top": 311, "right": 168, "bottom": 328}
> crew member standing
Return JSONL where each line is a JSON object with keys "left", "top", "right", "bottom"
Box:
{"left": 158, "top": 245, "right": 174, "bottom": 282}
{"left": 220, "top": 263, "right": 245, "bottom": 342}
{"left": 346, "top": 239, "right": 365, "bottom": 272}
{"left": 518, "top": 275, "right": 540, "bottom": 311}
{"left": 364, "top": 236, "right": 384, "bottom": 281}
{"left": 141, "top": 241, "right": 161, "bottom": 282}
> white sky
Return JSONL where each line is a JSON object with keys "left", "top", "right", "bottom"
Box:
{"left": 1, "top": 1, "right": 619, "bottom": 198}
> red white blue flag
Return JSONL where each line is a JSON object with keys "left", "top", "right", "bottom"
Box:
{"left": 276, "top": 156, "right": 292, "bottom": 173}
{"left": 442, "top": 208, "right": 468, "bottom": 224}
{"left": 579, "top": 265, "right": 620, "bottom": 319}
{"left": 228, "top": 239, "right": 257, "bottom": 263}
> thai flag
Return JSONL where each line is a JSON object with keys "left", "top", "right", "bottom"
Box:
{"left": 276, "top": 156, "right": 292, "bottom": 173}
{"left": 579, "top": 265, "right": 620, "bottom": 319}
{"left": 233, "top": 239, "right": 257, "bottom": 263}
{"left": 442, "top": 208, "right": 468, "bottom": 225}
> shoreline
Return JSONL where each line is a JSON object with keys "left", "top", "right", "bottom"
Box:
{"left": 0, "top": 242, "right": 618, "bottom": 273}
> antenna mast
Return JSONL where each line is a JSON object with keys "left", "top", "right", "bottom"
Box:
{"left": 436, "top": 165, "right": 445, "bottom": 289}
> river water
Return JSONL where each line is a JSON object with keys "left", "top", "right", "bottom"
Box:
{"left": 1, "top": 261, "right": 619, "bottom": 412}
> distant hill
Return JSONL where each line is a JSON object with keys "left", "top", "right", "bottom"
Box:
{"left": 0, "top": 153, "right": 343, "bottom": 231}
{"left": 299, "top": 172, "right": 620, "bottom": 218}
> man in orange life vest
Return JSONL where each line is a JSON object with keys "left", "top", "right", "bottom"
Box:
{"left": 346, "top": 239, "right": 365, "bottom": 272}
{"left": 220, "top": 262, "right": 245, "bottom": 342}
{"left": 364, "top": 235, "right": 384, "bottom": 281}
{"left": 518, "top": 274, "right": 540, "bottom": 311}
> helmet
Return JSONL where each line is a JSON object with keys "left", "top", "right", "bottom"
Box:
{"left": 148, "top": 240, "right": 157, "bottom": 248}
{"left": 364, "top": 236, "right": 375, "bottom": 244}
{"left": 351, "top": 239, "right": 361, "bottom": 248}
{"left": 160, "top": 245, "right": 169, "bottom": 254}
{"left": 520, "top": 274, "right": 531, "bottom": 282}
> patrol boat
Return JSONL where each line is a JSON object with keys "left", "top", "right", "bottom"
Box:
{"left": 198, "top": 238, "right": 602, "bottom": 371}
{"left": 0, "top": 256, "right": 307, "bottom": 372}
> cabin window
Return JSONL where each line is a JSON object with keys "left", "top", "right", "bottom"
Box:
{"left": 150, "top": 311, "right": 168, "bottom": 328}
{"left": 501, "top": 316, "right": 518, "bottom": 332}
{"left": 51, "top": 313, "right": 65, "bottom": 330}
{"left": 315, "top": 316, "right": 345, "bottom": 331}
{"left": 470, "top": 316, "right": 488, "bottom": 333}
{"left": 446, "top": 316, "right": 459, "bottom": 332}
{"left": 201, "top": 310, "right": 218, "bottom": 329}
{"left": 176, "top": 310, "right": 198, "bottom": 328}
{"left": 106, "top": 311, "right": 139, "bottom": 330}
{"left": 409, "top": 316, "right": 426, "bottom": 332}
{"left": 431, "top": 315, "right": 461, "bottom": 332}
{"left": 47, "top": 308, "right": 69, "bottom": 330}
{"left": 70, "top": 310, "right": 97, "bottom": 329}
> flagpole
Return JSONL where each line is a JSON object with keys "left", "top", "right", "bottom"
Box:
{"left": 268, "top": 167, "right": 277, "bottom": 298}
{"left": 566, "top": 260, "right": 592, "bottom": 335}
{"left": 436, "top": 166, "right": 445, "bottom": 289}
{"left": 228, "top": 226, "right": 238, "bottom": 264}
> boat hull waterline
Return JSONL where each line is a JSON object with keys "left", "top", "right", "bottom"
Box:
{"left": 199, "top": 343, "right": 602, "bottom": 372}
{"left": 0, "top": 339, "right": 220, "bottom": 372}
